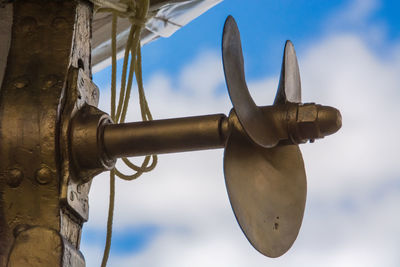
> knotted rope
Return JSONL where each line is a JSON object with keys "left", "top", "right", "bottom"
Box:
{"left": 89, "top": 1, "right": 157, "bottom": 266}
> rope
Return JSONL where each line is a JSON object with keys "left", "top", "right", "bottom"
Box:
{"left": 89, "top": 1, "right": 157, "bottom": 266}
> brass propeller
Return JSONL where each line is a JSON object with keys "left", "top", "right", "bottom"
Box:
{"left": 68, "top": 15, "right": 342, "bottom": 259}
{"left": 222, "top": 16, "right": 306, "bottom": 257}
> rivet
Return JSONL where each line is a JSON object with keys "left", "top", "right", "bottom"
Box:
{"left": 13, "top": 76, "right": 29, "bottom": 89}
{"left": 6, "top": 168, "right": 23, "bottom": 188}
{"left": 35, "top": 166, "right": 53, "bottom": 185}
{"left": 42, "top": 75, "right": 58, "bottom": 90}
{"left": 20, "top": 17, "right": 37, "bottom": 34}
{"left": 52, "top": 17, "right": 68, "bottom": 30}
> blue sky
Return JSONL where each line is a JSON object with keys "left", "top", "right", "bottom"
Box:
{"left": 82, "top": 0, "right": 400, "bottom": 266}
{"left": 93, "top": 0, "right": 400, "bottom": 84}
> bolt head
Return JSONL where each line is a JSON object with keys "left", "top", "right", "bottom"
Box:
{"left": 35, "top": 167, "right": 53, "bottom": 185}
{"left": 42, "top": 75, "right": 59, "bottom": 90}
{"left": 6, "top": 168, "right": 23, "bottom": 188}
{"left": 13, "top": 76, "right": 29, "bottom": 89}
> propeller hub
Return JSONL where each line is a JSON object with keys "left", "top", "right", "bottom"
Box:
{"left": 228, "top": 103, "right": 342, "bottom": 146}
{"left": 287, "top": 103, "right": 342, "bottom": 144}
{"left": 316, "top": 105, "right": 342, "bottom": 136}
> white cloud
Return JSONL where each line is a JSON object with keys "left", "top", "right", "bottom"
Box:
{"left": 337, "top": 0, "right": 379, "bottom": 24}
{"left": 326, "top": 0, "right": 380, "bottom": 28}
{"left": 300, "top": 33, "right": 400, "bottom": 197}
{"left": 325, "top": 0, "right": 388, "bottom": 46}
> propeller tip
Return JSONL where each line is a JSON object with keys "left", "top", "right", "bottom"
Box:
{"left": 224, "top": 15, "right": 237, "bottom": 32}
{"left": 226, "top": 14, "right": 234, "bottom": 21}
{"left": 274, "top": 40, "right": 302, "bottom": 104}
{"left": 285, "top": 39, "right": 293, "bottom": 46}
{"left": 284, "top": 40, "right": 296, "bottom": 55}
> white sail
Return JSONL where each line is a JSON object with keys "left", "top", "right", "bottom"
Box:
{"left": 92, "top": 0, "right": 222, "bottom": 72}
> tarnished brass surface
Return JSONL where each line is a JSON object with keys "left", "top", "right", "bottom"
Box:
{"left": 8, "top": 227, "right": 84, "bottom": 267}
{"left": 66, "top": 100, "right": 341, "bottom": 180}
{"left": 222, "top": 16, "right": 279, "bottom": 148}
{"left": 287, "top": 103, "right": 342, "bottom": 144}
{"left": 60, "top": 68, "right": 103, "bottom": 224}
{"left": 0, "top": 0, "right": 94, "bottom": 265}
{"left": 274, "top": 41, "right": 302, "bottom": 104}
{"left": 78, "top": 103, "right": 340, "bottom": 161}
{"left": 0, "top": 3, "right": 12, "bottom": 90}
{"left": 224, "top": 124, "right": 307, "bottom": 257}
{"left": 70, "top": 103, "right": 114, "bottom": 182}
{"left": 102, "top": 114, "right": 228, "bottom": 158}
{"left": 219, "top": 16, "right": 340, "bottom": 258}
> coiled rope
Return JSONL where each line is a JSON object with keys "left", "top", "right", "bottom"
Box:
{"left": 90, "top": 1, "right": 157, "bottom": 266}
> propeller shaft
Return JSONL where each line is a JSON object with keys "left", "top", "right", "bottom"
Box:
{"left": 102, "top": 114, "right": 229, "bottom": 158}
{"left": 68, "top": 103, "right": 341, "bottom": 180}
{"left": 99, "top": 103, "right": 341, "bottom": 158}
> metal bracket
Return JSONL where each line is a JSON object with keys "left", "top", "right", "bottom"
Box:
{"left": 60, "top": 67, "right": 100, "bottom": 222}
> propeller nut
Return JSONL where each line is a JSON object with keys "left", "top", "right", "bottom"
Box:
{"left": 288, "top": 103, "right": 342, "bottom": 144}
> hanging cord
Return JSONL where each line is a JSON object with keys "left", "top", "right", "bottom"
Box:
{"left": 90, "top": 1, "right": 157, "bottom": 266}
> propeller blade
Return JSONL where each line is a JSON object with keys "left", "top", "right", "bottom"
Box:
{"left": 274, "top": 40, "right": 302, "bottom": 105}
{"left": 223, "top": 127, "right": 307, "bottom": 258}
{"left": 222, "top": 16, "right": 279, "bottom": 148}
